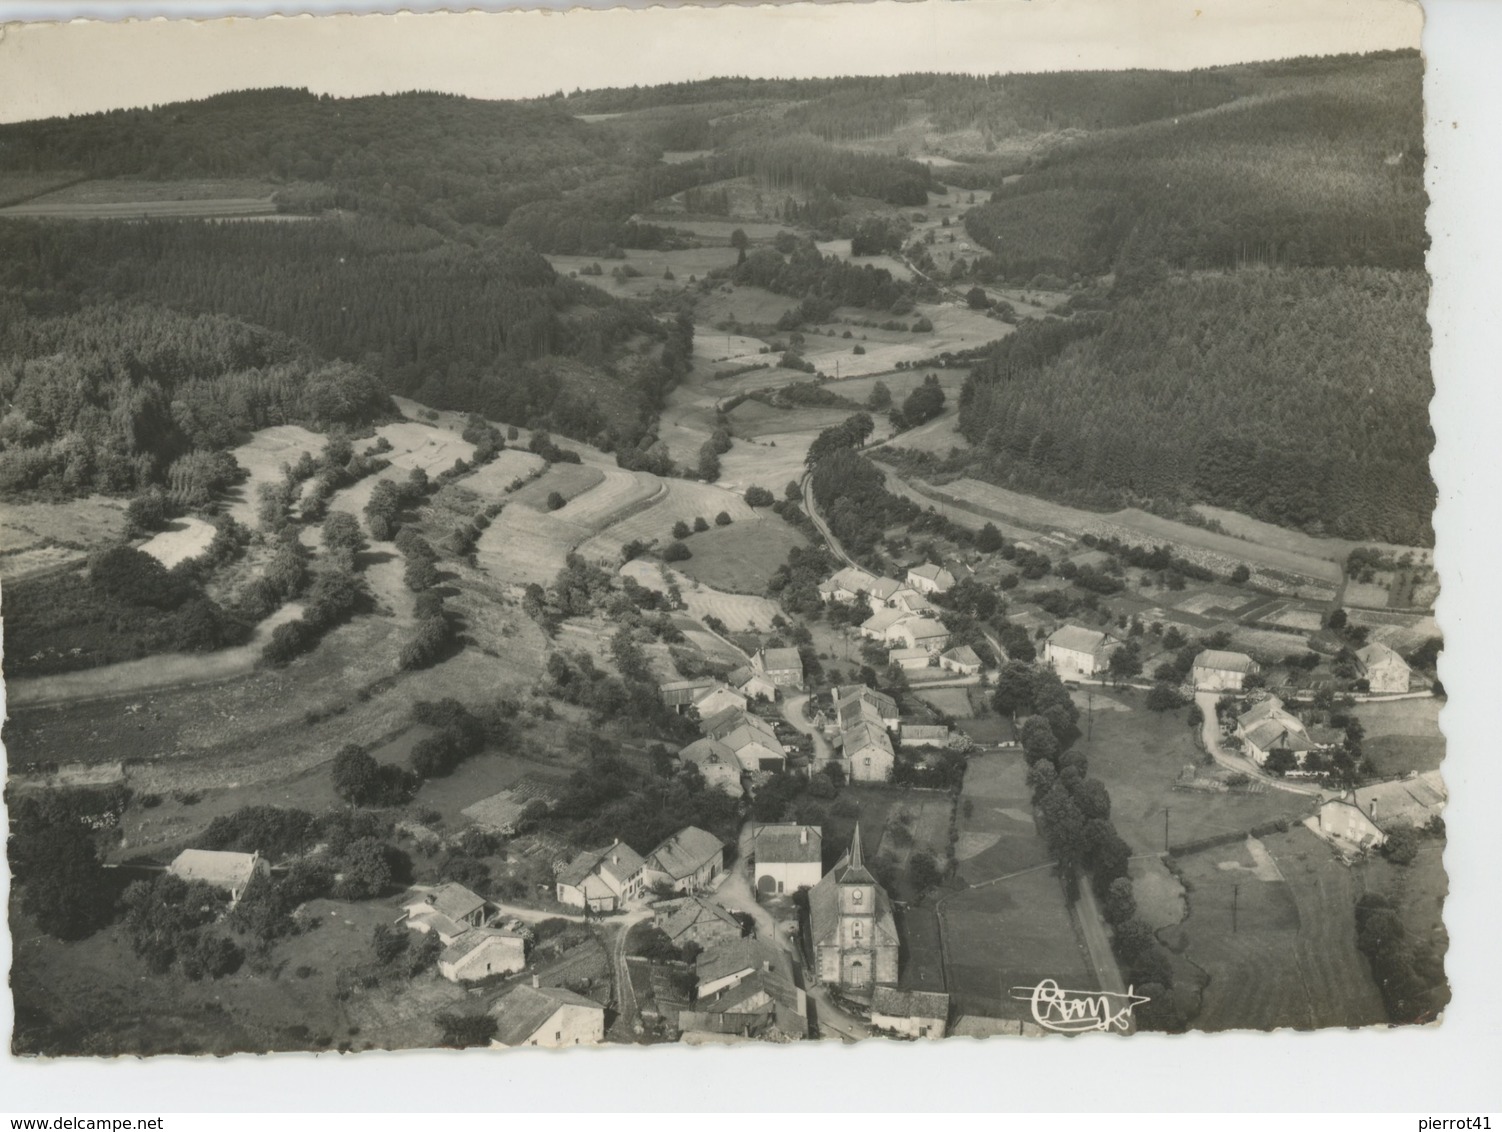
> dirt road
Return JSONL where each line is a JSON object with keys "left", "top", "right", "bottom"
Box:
{"left": 1195, "top": 692, "right": 1323, "bottom": 797}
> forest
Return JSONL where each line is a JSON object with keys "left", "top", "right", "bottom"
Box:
{"left": 956, "top": 268, "right": 1435, "bottom": 545}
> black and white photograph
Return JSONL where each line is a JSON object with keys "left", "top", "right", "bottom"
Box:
{"left": 0, "top": 0, "right": 1463, "bottom": 1070}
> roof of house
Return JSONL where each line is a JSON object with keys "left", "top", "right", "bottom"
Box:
{"left": 842, "top": 719, "right": 894, "bottom": 756}
{"left": 1194, "top": 649, "right": 1258, "bottom": 673}
{"left": 862, "top": 608, "right": 912, "bottom": 634}
{"left": 694, "top": 681, "right": 745, "bottom": 704}
{"left": 694, "top": 965, "right": 806, "bottom": 1034}
{"left": 721, "top": 717, "right": 781, "bottom": 751}
{"left": 645, "top": 827, "right": 725, "bottom": 880}
{"left": 901, "top": 724, "right": 950, "bottom": 741}
{"left": 660, "top": 678, "right": 715, "bottom": 705}
{"left": 908, "top": 563, "right": 954, "bottom": 585}
{"left": 901, "top": 617, "right": 949, "bottom": 641}
{"left": 440, "top": 926, "right": 524, "bottom": 967}
{"left": 871, "top": 986, "right": 950, "bottom": 1021}
{"left": 1357, "top": 642, "right": 1410, "bottom": 670}
{"left": 1343, "top": 770, "right": 1447, "bottom": 829}
{"left": 556, "top": 841, "right": 646, "bottom": 888}
{"left": 820, "top": 565, "right": 878, "bottom": 594}
{"left": 489, "top": 983, "right": 602, "bottom": 1046}
{"left": 942, "top": 644, "right": 983, "bottom": 667}
{"left": 751, "top": 823, "right": 822, "bottom": 864}
{"left": 699, "top": 705, "right": 747, "bottom": 738}
{"left": 837, "top": 685, "right": 898, "bottom": 716}
{"left": 679, "top": 737, "right": 741, "bottom": 770}
{"left": 1238, "top": 695, "right": 1289, "bottom": 728}
{"left": 655, "top": 895, "right": 741, "bottom": 942}
{"left": 1047, "top": 624, "right": 1108, "bottom": 654}
{"left": 759, "top": 647, "right": 804, "bottom": 673}
{"left": 869, "top": 577, "right": 908, "bottom": 601}
{"left": 168, "top": 849, "right": 263, "bottom": 892}
{"left": 403, "top": 882, "right": 487, "bottom": 924}
{"left": 890, "top": 647, "right": 932, "bottom": 662}
{"left": 1242, "top": 719, "right": 1316, "bottom": 753}
{"left": 696, "top": 936, "right": 792, "bottom": 988}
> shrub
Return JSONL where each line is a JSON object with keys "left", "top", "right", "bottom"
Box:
{"left": 672, "top": 520, "right": 691, "bottom": 539}
{"left": 744, "top": 485, "right": 774, "bottom": 507}
{"left": 714, "top": 511, "right": 732, "bottom": 527}
{"left": 693, "top": 516, "right": 710, "bottom": 533}
{"left": 663, "top": 542, "right": 692, "bottom": 563}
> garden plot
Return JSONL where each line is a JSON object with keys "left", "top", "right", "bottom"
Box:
{"left": 575, "top": 478, "right": 756, "bottom": 564}
{"left": 220, "top": 424, "right": 327, "bottom": 528}
{"left": 138, "top": 516, "right": 216, "bottom": 568}
{"left": 0, "top": 496, "right": 128, "bottom": 581}
{"left": 1347, "top": 608, "right": 1438, "bottom": 653}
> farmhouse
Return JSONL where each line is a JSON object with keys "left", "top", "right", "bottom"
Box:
{"left": 653, "top": 895, "right": 743, "bottom": 950}
{"left": 401, "top": 882, "right": 490, "bottom": 945}
{"left": 1193, "top": 649, "right": 1260, "bottom": 691}
{"left": 809, "top": 826, "right": 900, "bottom": 992}
{"left": 727, "top": 665, "right": 777, "bottom": 702}
{"left": 939, "top": 644, "right": 983, "bottom": 675}
{"left": 693, "top": 682, "right": 748, "bottom": 719}
{"left": 840, "top": 720, "right": 895, "bottom": 783}
{"left": 489, "top": 980, "right": 605, "bottom": 1048}
{"left": 1316, "top": 770, "right": 1446, "bottom": 852}
{"left": 867, "top": 576, "right": 911, "bottom": 609}
{"left": 871, "top": 986, "right": 950, "bottom": 1040}
{"left": 890, "top": 587, "right": 936, "bottom": 616}
{"left": 753, "top": 646, "right": 804, "bottom": 690}
{"left": 890, "top": 646, "right": 933, "bottom": 671}
{"left": 660, "top": 677, "right": 715, "bottom": 714}
{"left": 437, "top": 928, "right": 526, "bottom": 983}
{"left": 818, "top": 565, "right": 879, "bottom": 604}
{"left": 1356, "top": 642, "right": 1412, "bottom": 694}
{"left": 695, "top": 937, "right": 792, "bottom": 998}
{"left": 887, "top": 616, "right": 949, "bottom": 652}
{"left": 906, "top": 563, "right": 956, "bottom": 595}
{"left": 860, "top": 608, "right": 912, "bottom": 642}
{"left": 555, "top": 841, "right": 647, "bottom": 912}
{"left": 684, "top": 939, "right": 807, "bottom": 1041}
{"left": 167, "top": 849, "right": 270, "bottom": 904}
{"left": 700, "top": 705, "right": 749, "bottom": 740}
{"left": 642, "top": 826, "right": 725, "bottom": 895}
{"left": 834, "top": 685, "right": 900, "bottom": 730}
{"left": 1044, "top": 625, "right": 1110, "bottom": 678}
{"left": 751, "top": 823, "right": 823, "bottom": 897}
{"left": 900, "top": 724, "right": 950, "bottom": 748}
{"left": 719, "top": 713, "right": 787, "bottom": 773}
{"left": 1235, "top": 696, "right": 1316, "bottom": 768}
{"left": 677, "top": 738, "right": 745, "bottom": 797}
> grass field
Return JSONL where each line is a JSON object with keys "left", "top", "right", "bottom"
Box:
{"left": 951, "top": 752, "right": 1051, "bottom": 880}
{"left": 1078, "top": 688, "right": 1308, "bottom": 855}
{"left": 451, "top": 448, "right": 548, "bottom": 498}
{"left": 726, "top": 398, "right": 853, "bottom": 440}
{"left": 669, "top": 515, "right": 807, "bottom": 594}
{"left": 475, "top": 504, "right": 589, "bottom": 585}
{"left": 503, "top": 462, "right": 604, "bottom": 511}
{"left": 0, "top": 170, "right": 84, "bottom": 206}
{"left": 1354, "top": 697, "right": 1446, "bottom": 777}
{"left": 0, "top": 495, "right": 130, "bottom": 581}
{"left": 138, "top": 516, "right": 217, "bottom": 568}
{"left": 1166, "top": 827, "right": 1388, "bottom": 1032}
{"left": 575, "top": 477, "right": 755, "bottom": 564}
{"left": 221, "top": 424, "right": 327, "bottom": 529}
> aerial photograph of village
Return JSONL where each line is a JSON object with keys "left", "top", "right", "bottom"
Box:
{"left": 0, "top": 7, "right": 1445, "bottom": 1058}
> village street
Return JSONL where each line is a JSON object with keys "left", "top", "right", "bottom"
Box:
{"left": 778, "top": 692, "right": 834, "bottom": 764}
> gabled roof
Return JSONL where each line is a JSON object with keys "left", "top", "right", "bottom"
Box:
{"left": 868, "top": 577, "right": 908, "bottom": 601}
{"left": 808, "top": 843, "right": 899, "bottom": 948}
{"left": 901, "top": 724, "right": 950, "bottom": 741}
{"left": 695, "top": 936, "right": 792, "bottom": 987}
{"left": 700, "top": 705, "right": 749, "bottom": 738}
{"left": 168, "top": 849, "right": 263, "bottom": 892}
{"left": 871, "top": 986, "right": 950, "bottom": 1021}
{"left": 861, "top": 608, "right": 912, "bottom": 634}
{"left": 655, "top": 895, "right": 741, "bottom": 942}
{"left": 1357, "top": 642, "right": 1410, "bottom": 670}
{"left": 941, "top": 644, "right": 983, "bottom": 667}
{"left": 751, "top": 823, "right": 822, "bottom": 864}
{"left": 693, "top": 681, "right": 744, "bottom": 705}
{"left": 646, "top": 827, "right": 725, "bottom": 880}
{"left": 838, "top": 821, "right": 878, "bottom": 886}
{"left": 727, "top": 665, "right": 770, "bottom": 690}
{"left": 1345, "top": 770, "right": 1447, "bottom": 830}
{"left": 679, "top": 737, "right": 740, "bottom": 769}
{"left": 908, "top": 563, "right": 954, "bottom": 585}
{"left": 841, "top": 720, "right": 894, "bottom": 757}
{"left": 1194, "top": 649, "right": 1258, "bottom": 673}
{"left": 557, "top": 841, "right": 645, "bottom": 888}
{"left": 660, "top": 678, "right": 715, "bottom": 705}
{"left": 820, "top": 565, "right": 878, "bottom": 594}
{"left": 1237, "top": 695, "right": 1289, "bottom": 727}
{"left": 836, "top": 685, "right": 898, "bottom": 716}
{"left": 440, "top": 926, "right": 524, "bottom": 966}
{"left": 758, "top": 647, "right": 803, "bottom": 673}
{"left": 490, "top": 983, "right": 602, "bottom": 1046}
{"left": 1242, "top": 720, "right": 1315, "bottom": 753}
{"left": 718, "top": 712, "right": 780, "bottom": 750}
{"left": 900, "top": 617, "right": 949, "bottom": 641}
{"left": 1047, "top": 624, "right": 1108, "bottom": 654}
{"left": 404, "top": 882, "right": 487, "bottom": 924}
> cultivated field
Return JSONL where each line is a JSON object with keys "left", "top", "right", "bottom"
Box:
{"left": 620, "top": 558, "right": 780, "bottom": 635}
{"left": 475, "top": 503, "right": 589, "bottom": 586}
{"left": 138, "top": 516, "right": 217, "bottom": 568}
{"left": 1078, "top": 688, "right": 1308, "bottom": 854}
{"left": 1166, "top": 828, "right": 1388, "bottom": 1032}
{"left": 575, "top": 477, "right": 755, "bottom": 564}
{"left": 507, "top": 463, "right": 606, "bottom": 511}
{"left": 0, "top": 170, "right": 84, "bottom": 206}
{"left": 1353, "top": 696, "right": 1446, "bottom": 777}
{"left": 452, "top": 448, "right": 548, "bottom": 498}
{"left": 1192, "top": 503, "right": 1433, "bottom": 568}
{"left": 0, "top": 496, "right": 129, "bottom": 581}
{"left": 668, "top": 515, "right": 807, "bottom": 594}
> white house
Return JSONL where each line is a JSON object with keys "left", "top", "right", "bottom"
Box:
{"left": 888, "top": 616, "right": 949, "bottom": 652}
{"left": 677, "top": 738, "right": 745, "bottom": 797}
{"left": 1356, "top": 642, "right": 1412, "bottom": 694}
{"left": 842, "top": 720, "right": 895, "bottom": 783}
{"left": 1316, "top": 770, "right": 1446, "bottom": 852}
{"left": 871, "top": 986, "right": 950, "bottom": 1040}
{"left": 692, "top": 682, "right": 748, "bottom": 719}
{"left": 867, "top": 577, "right": 910, "bottom": 610}
{"left": 751, "top": 823, "right": 823, "bottom": 897}
{"left": 890, "top": 646, "right": 933, "bottom": 671}
{"left": 1235, "top": 696, "right": 1316, "bottom": 768}
{"left": 1192, "top": 649, "right": 1260, "bottom": 691}
{"left": 489, "top": 980, "right": 605, "bottom": 1048}
{"left": 727, "top": 665, "right": 777, "bottom": 702}
{"left": 555, "top": 841, "right": 647, "bottom": 912}
{"left": 401, "top": 882, "right": 490, "bottom": 945}
{"left": 642, "top": 826, "right": 726, "bottom": 895}
{"left": 168, "top": 849, "right": 271, "bottom": 905}
{"left": 906, "top": 563, "right": 956, "bottom": 595}
{"left": 752, "top": 647, "right": 804, "bottom": 690}
{"left": 720, "top": 714, "right": 786, "bottom": 773}
{"left": 818, "top": 565, "right": 879, "bottom": 605}
{"left": 1044, "top": 625, "right": 1109, "bottom": 678}
{"left": 889, "top": 587, "right": 936, "bottom": 616}
{"left": 939, "top": 644, "right": 983, "bottom": 675}
{"left": 438, "top": 928, "right": 527, "bottom": 983}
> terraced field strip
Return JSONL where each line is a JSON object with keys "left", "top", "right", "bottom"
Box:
{"left": 505, "top": 462, "right": 605, "bottom": 511}
{"left": 474, "top": 505, "right": 588, "bottom": 586}
{"left": 454, "top": 449, "right": 548, "bottom": 498}
{"left": 575, "top": 477, "right": 756, "bottom": 563}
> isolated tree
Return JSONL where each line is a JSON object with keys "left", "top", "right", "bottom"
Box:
{"left": 332, "top": 744, "right": 380, "bottom": 804}
{"left": 744, "top": 485, "right": 774, "bottom": 507}
{"left": 546, "top": 491, "right": 566, "bottom": 511}
{"left": 866, "top": 380, "right": 892, "bottom": 412}
{"left": 672, "top": 519, "right": 692, "bottom": 539}
{"left": 966, "top": 286, "right": 991, "bottom": 310}
{"left": 714, "top": 511, "right": 732, "bottom": 527}
{"left": 730, "top": 228, "right": 749, "bottom": 264}
{"left": 693, "top": 516, "right": 710, "bottom": 533}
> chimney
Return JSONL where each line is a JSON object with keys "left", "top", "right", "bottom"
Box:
{"left": 532, "top": 974, "right": 540, "bottom": 989}
{"left": 800, "top": 827, "right": 808, "bottom": 846}
{"left": 1368, "top": 799, "right": 1378, "bottom": 818}
{"left": 763, "top": 960, "right": 771, "bottom": 973}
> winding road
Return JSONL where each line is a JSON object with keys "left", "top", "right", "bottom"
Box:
{"left": 1194, "top": 691, "right": 1324, "bottom": 797}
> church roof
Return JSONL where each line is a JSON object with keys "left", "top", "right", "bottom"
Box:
{"left": 808, "top": 843, "right": 899, "bottom": 949}
{"left": 837, "top": 822, "right": 877, "bottom": 886}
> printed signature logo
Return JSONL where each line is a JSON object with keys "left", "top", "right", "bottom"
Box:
{"left": 1010, "top": 979, "right": 1149, "bottom": 1033}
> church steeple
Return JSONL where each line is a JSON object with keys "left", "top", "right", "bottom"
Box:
{"left": 849, "top": 821, "right": 864, "bottom": 869}
{"left": 839, "top": 822, "right": 877, "bottom": 886}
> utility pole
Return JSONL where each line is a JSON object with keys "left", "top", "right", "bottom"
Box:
{"left": 1163, "top": 807, "right": 1170, "bottom": 853}
{"left": 1086, "top": 690, "right": 1095, "bottom": 742}
{"left": 1232, "top": 884, "right": 1240, "bottom": 934}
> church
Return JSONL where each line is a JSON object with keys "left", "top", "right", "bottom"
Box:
{"left": 808, "top": 824, "right": 900, "bottom": 992}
